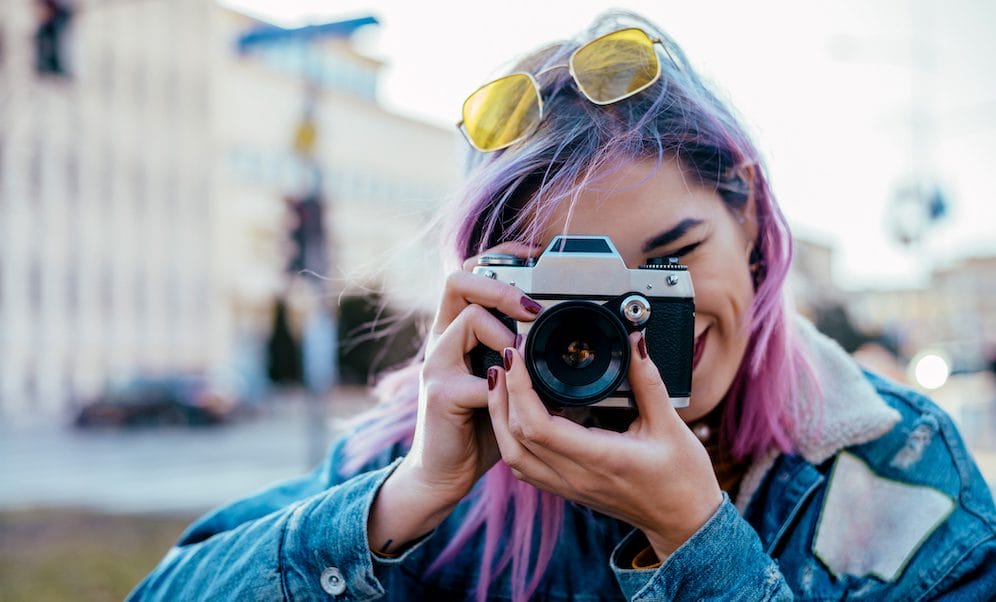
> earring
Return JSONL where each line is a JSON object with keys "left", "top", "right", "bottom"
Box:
{"left": 748, "top": 242, "right": 766, "bottom": 289}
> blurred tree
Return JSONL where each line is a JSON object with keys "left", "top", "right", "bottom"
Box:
{"left": 813, "top": 303, "right": 873, "bottom": 354}
{"left": 266, "top": 299, "right": 302, "bottom": 385}
{"left": 337, "top": 294, "right": 424, "bottom": 385}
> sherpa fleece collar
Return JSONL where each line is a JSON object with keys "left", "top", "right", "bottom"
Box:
{"left": 733, "top": 316, "right": 902, "bottom": 511}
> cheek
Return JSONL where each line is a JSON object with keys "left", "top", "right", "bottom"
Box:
{"left": 690, "top": 262, "right": 755, "bottom": 330}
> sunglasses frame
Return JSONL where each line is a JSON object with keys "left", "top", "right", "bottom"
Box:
{"left": 458, "top": 27, "right": 678, "bottom": 152}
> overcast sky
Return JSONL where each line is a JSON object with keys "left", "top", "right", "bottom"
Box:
{"left": 223, "top": 0, "right": 996, "bottom": 290}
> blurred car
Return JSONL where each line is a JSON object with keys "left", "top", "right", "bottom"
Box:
{"left": 73, "top": 374, "right": 246, "bottom": 428}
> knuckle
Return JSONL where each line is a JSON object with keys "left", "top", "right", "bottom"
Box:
{"left": 508, "top": 418, "right": 527, "bottom": 441}
{"left": 516, "top": 420, "right": 547, "bottom": 446}
{"left": 570, "top": 476, "right": 600, "bottom": 500}
{"left": 503, "top": 451, "right": 524, "bottom": 471}
{"left": 421, "top": 379, "right": 450, "bottom": 406}
{"left": 462, "top": 303, "right": 488, "bottom": 322}
{"left": 636, "top": 365, "right": 665, "bottom": 392}
{"left": 445, "top": 269, "right": 467, "bottom": 290}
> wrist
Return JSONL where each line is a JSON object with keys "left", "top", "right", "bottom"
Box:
{"left": 643, "top": 490, "right": 724, "bottom": 558}
{"left": 367, "top": 458, "right": 464, "bottom": 555}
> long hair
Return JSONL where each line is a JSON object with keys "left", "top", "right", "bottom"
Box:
{"left": 341, "top": 10, "right": 812, "bottom": 602}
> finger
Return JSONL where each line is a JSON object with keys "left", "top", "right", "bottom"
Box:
{"left": 430, "top": 304, "right": 518, "bottom": 365}
{"left": 626, "top": 332, "right": 681, "bottom": 432}
{"left": 461, "top": 241, "right": 543, "bottom": 272}
{"left": 432, "top": 271, "right": 543, "bottom": 337}
{"left": 502, "top": 346, "right": 614, "bottom": 460}
{"left": 423, "top": 371, "right": 493, "bottom": 411}
{"left": 486, "top": 365, "right": 564, "bottom": 487}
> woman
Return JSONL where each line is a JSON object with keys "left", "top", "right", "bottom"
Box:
{"left": 131, "top": 11, "right": 995, "bottom": 601}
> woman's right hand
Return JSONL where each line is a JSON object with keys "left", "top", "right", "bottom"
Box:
{"left": 367, "top": 242, "right": 543, "bottom": 555}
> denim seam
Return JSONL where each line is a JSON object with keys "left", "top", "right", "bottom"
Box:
{"left": 765, "top": 470, "right": 824, "bottom": 555}
{"left": 913, "top": 534, "right": 993, "bottom": 602}
{"left": 278, "top": 501, "right": 301, "bottom": 602}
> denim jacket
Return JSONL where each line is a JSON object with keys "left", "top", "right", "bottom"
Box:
{"left": 129, "top": 319, "right": 996, "bottom": 600}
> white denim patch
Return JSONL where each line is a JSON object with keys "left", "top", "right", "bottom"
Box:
{"left": 813, "top": 451, "right": 955, "bottom": 582}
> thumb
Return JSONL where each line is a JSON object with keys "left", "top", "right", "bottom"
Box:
{"left": 627, "top": 331, "right": 681, "bottom": 431}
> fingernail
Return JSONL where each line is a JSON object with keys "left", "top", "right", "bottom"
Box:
{"left": 520, "top": 296, "right": 542, "bottom": 315}
{"left": 487, "top": 366, "right": 498, "bottom": 391}
{"left": 513, "top": 333, "right": 523, "bottom": 349}
{"left": 503, "top": 348, "right": 514, "bottom": 370}
{"left": 638, "top": 334, "right": 648, "bottom": 360}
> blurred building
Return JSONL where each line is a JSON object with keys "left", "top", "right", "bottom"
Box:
{"left": 0, "top": 1, "right": 460, "bottom": 421}
{"left": 0, "top": 0, "right": 222, "bottom": 420}
{"left": 850, "top": 255, "right": 996, "bottom": 368}
{"left": 787, "top": 236, "right": 841, "bottom": 319}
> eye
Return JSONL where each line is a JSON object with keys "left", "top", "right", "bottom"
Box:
{"left": 665, "top": 241, "right": 701, "bottom": 258}
{"left": 644, "top": 238, "right": 706, "bottom": 265}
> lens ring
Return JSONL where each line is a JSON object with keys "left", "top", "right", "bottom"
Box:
{"left": 525, "top": 301, "right": 630, "bottom": 406}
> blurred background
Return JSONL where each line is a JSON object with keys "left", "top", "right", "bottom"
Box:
{"left": 1, "top": 0, "right": 994, "bottom": 599}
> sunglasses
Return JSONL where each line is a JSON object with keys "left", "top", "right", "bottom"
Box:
{"left": 457, "top": 27, "right": 678, "bottom": 153}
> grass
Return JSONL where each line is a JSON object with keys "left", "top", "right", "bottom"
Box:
{"left": 0, "top": 508, "right": 195, "bottom": 602}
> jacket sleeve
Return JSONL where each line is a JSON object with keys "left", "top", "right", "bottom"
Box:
{"left": 610, "top": 494, "right": 793, "bottom": 601}
{"left": 127, "top": 438, "right": 424, "bottom": 601}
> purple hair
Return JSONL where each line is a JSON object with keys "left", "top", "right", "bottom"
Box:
{"left": 341, "top": 11, "right": 813, "bottom": 602}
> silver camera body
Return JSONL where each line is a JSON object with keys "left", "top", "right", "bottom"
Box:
{"left": 471, "top": 235, "right": 695, "bottom": 430}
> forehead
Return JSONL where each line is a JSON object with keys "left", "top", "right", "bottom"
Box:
{"left": 537, "top": 158, "right": 724, "bottom": 242}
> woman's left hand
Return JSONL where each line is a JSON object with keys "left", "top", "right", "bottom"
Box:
{"left": 487, "top": 332, "right": 723, "bottom": 559}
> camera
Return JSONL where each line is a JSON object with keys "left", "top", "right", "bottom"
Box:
{"left": 470, "top": 235, "right": 695, "bottom": 432}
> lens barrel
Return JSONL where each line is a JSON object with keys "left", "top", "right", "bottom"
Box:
{"left": 525, "top": 301, "right": 630, "bottom": 406}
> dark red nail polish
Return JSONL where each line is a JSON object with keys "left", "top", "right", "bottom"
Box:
{"left": 503, "top": 348, "right": 514, "bottom": 370}
{"left": 520, "top": 296, "right": 542, "bottom": 315}
{"left": 487, "top": 366, "right": 498, "bottom": 391}
{"left": 513, "top": 333, "right": 523, "bottom": 349}
{"left": 638, "top": 334, "right": 648, "bottom": 359}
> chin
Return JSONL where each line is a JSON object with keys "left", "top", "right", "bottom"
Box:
{"left": 675, "top": 396, "right": 719, "bottom": 423}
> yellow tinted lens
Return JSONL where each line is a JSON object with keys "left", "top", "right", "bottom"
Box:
{"left": 571, "top": 28, "right": 659, "bottom": 104}
{"left": 462, "top": 73, "right": 541, "bottom": 152}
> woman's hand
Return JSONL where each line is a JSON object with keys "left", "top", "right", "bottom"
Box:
{"left": 487, "top": 332, "right": 723, "bottom": 560}
{"left": 368, "top": 242, "right": 542, "bottom": 555}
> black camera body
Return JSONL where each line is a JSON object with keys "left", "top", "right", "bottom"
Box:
{"left": 470, "top": 235, "right": 695, "bottom": 431}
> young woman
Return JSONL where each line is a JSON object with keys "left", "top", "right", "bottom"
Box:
{"left": 131, "top": 11, "right": 995, "bottom": 601}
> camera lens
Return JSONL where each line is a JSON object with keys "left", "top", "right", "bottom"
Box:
{"left": 526, "top": 301, "right": 630, "bottom": 406}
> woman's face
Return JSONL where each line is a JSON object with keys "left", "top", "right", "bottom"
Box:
{"left": 536, "top": 158, "right": 758, "bottom": 423}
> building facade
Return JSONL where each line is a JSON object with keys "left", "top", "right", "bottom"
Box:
{"left": 0, "top": 1, "right": 460, "bottom": 421}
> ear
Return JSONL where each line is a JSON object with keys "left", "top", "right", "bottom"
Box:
{"left": 737, "top": 165, "right": 760, "bottom": 245}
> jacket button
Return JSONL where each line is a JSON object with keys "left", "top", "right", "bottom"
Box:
{"left": 320, "top": 567, "right": 346, "bottom": 596}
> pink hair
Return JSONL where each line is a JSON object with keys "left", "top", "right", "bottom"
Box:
{"left": 341, "top": 10, "right": 815, "bottom": 601}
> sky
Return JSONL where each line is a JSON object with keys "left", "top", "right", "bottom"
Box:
{"left": 222, "top": 0, "right": 996, "bottom": 290}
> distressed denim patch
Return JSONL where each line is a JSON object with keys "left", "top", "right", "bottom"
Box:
{"left": 813, "top": 451, "right": 954, "bottom": 582}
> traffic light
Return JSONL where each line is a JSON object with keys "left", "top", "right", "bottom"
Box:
{"left": 286, "top": 194, "right": 326, "bottom": 275}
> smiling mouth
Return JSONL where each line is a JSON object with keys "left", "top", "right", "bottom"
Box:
{"left": 692, "top": 327, "right": 709, "bottom": 370}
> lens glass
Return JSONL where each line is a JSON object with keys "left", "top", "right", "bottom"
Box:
{"left": 462, "top": 73, "right": 541, "bottom": 151}
{"left": 571, "top": 28, "right": 660, "bottom": 105}
{"left": 562, "top": 340, "right": 596, "bottom": 370}
{"left": 527, "top": 301, "right": 629, "bottom": 405}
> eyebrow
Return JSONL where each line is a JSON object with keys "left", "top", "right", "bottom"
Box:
{"left": 641, "top": 218, "right": 704, "bottom": 253}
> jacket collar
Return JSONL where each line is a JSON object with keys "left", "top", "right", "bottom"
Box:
{"left": 734, "top": 316, "right": 902, "bottom": 511}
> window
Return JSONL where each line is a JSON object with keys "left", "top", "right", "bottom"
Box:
{"left": 34, "top": 0, "right": 73, "bottom": 77}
